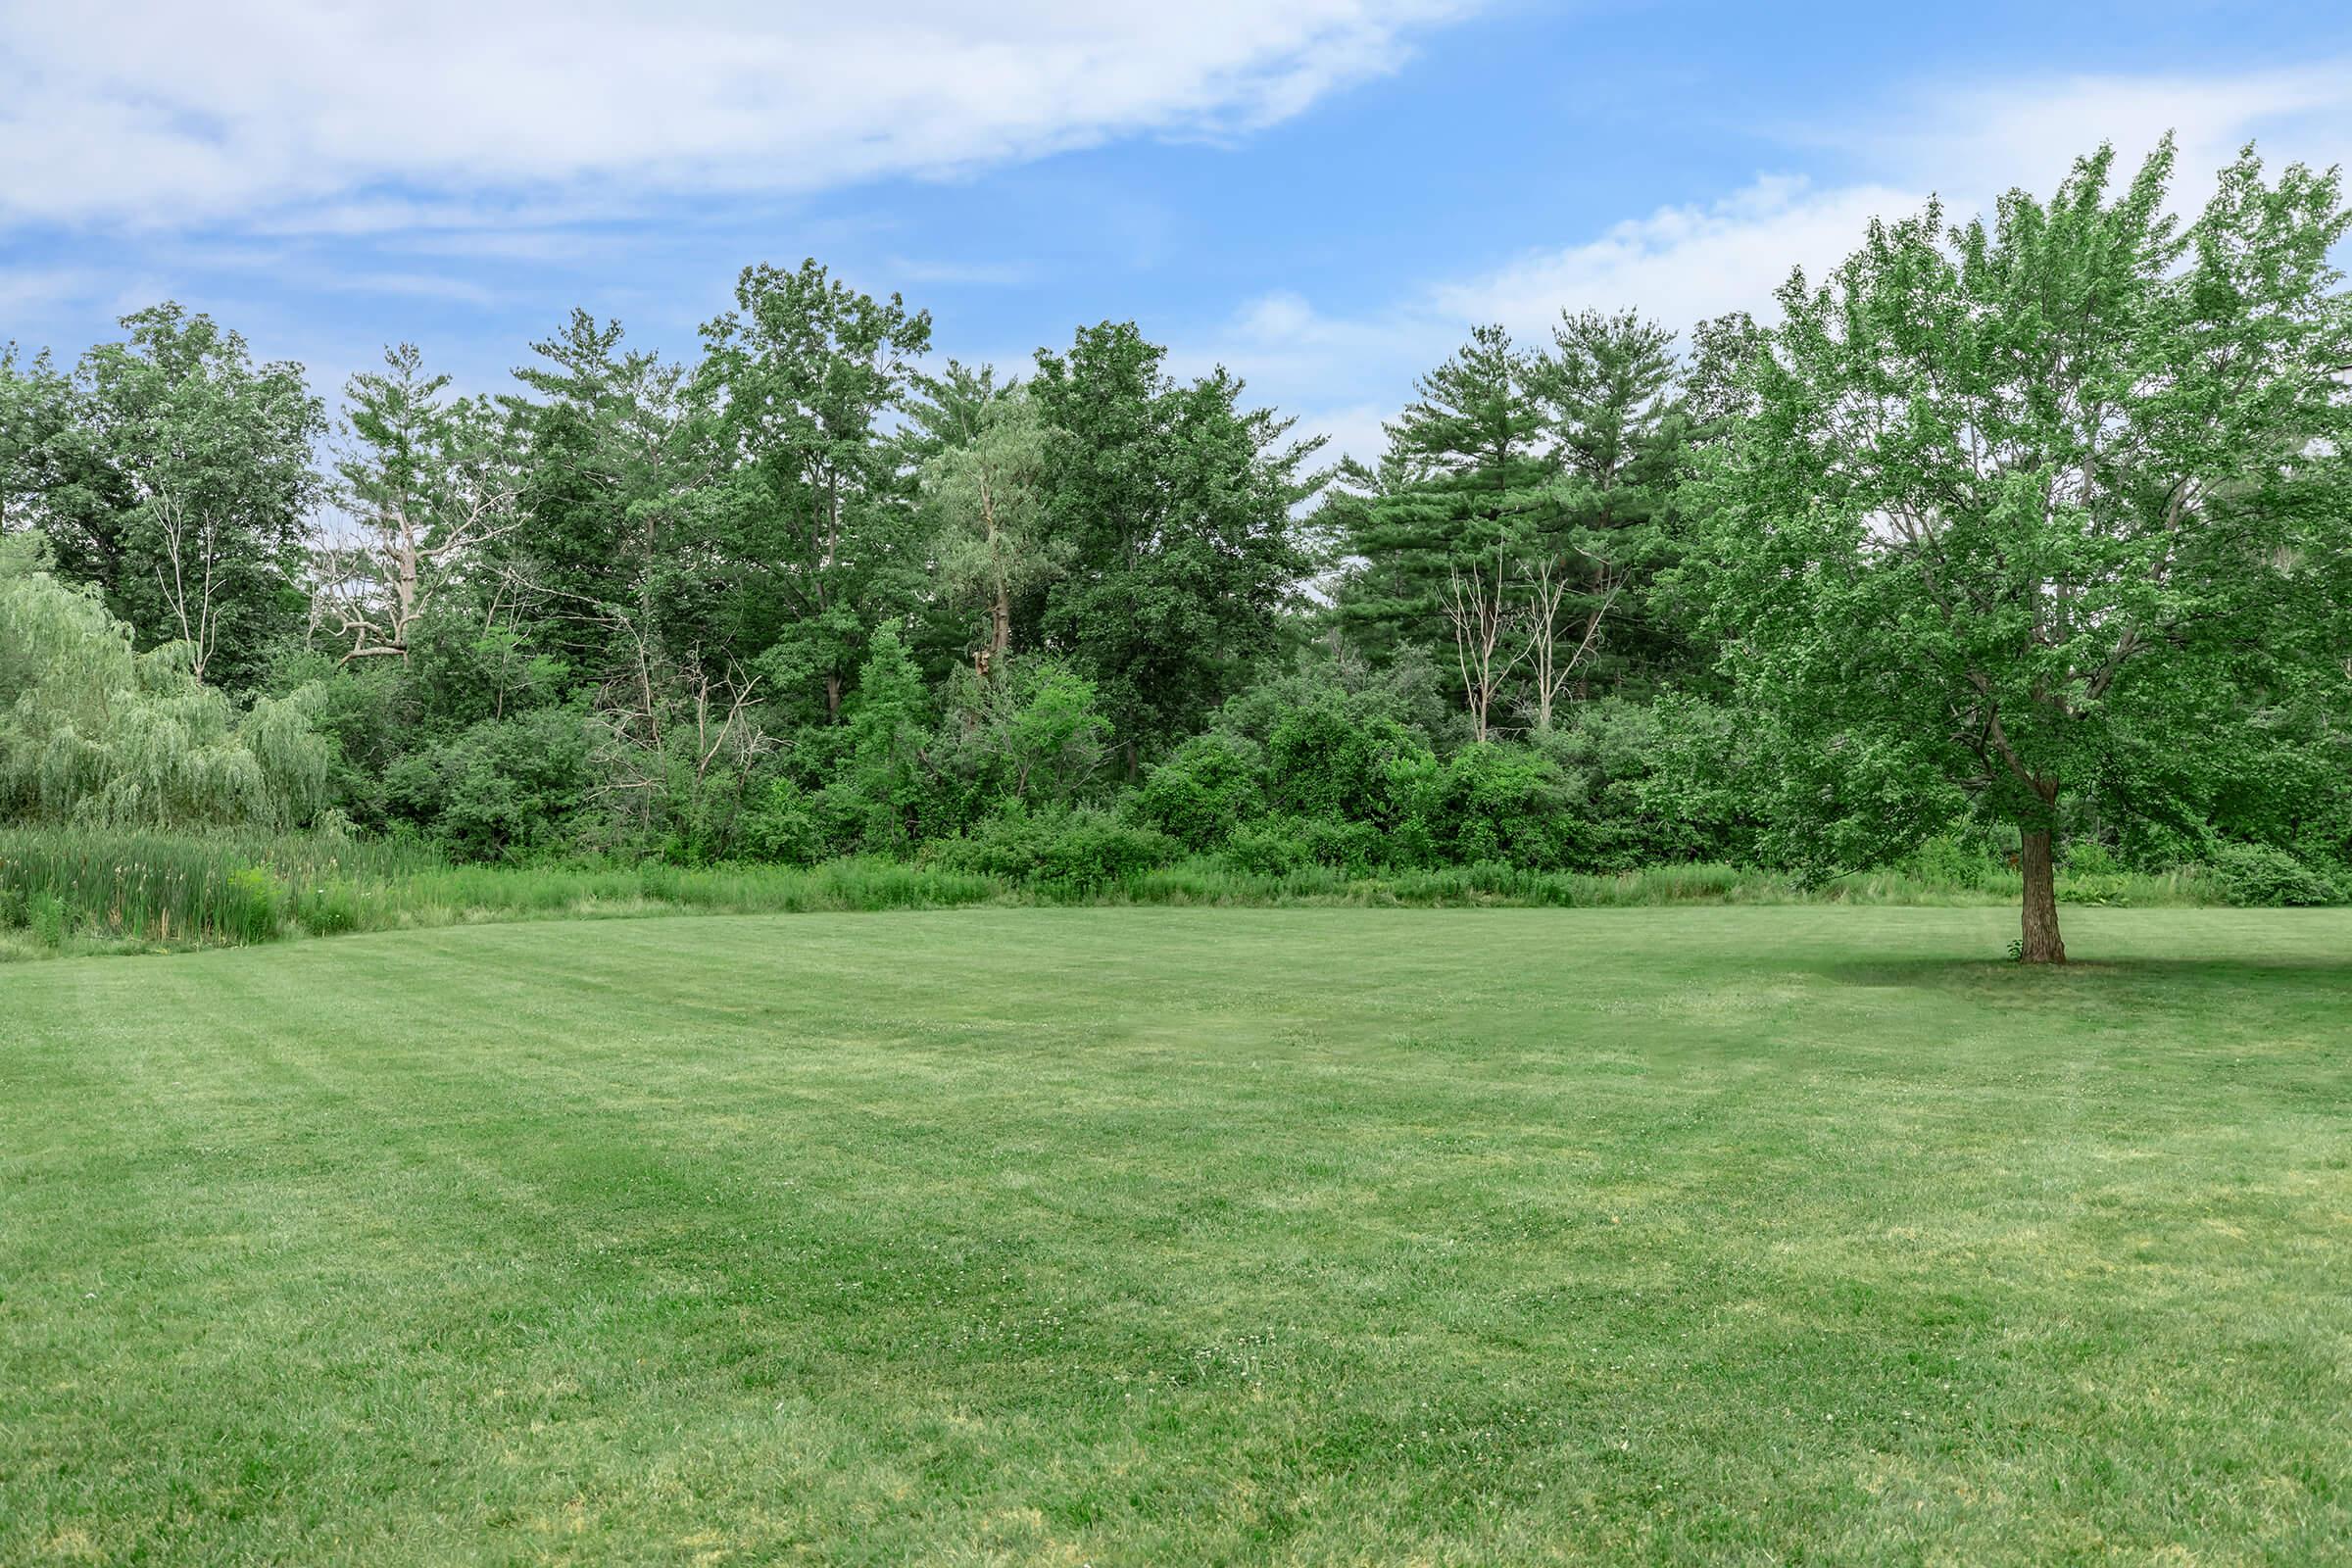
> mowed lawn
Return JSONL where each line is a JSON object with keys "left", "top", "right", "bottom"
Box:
{"left": 4, "top": 909, "right": 2349, "bottom": 1565}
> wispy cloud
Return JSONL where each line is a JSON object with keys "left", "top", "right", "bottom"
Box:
{"left": 0, "top": 1, "right": 1478, "bottom": 230}
{"left": 885, "top": 257, "right": 1042, "bottom": 288}
{"left": 1202, "top": 62, "right": 2352, "bottom": 466}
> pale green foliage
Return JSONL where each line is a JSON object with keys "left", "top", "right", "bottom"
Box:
{"left": 1695, "top": 140, "right": 2352, "bottom": 872}
{"left": 0, "top": 533, "right": 331, "bottom": 827}
{"left": 917, "top": 385, "right": 1063, "bottom": 662}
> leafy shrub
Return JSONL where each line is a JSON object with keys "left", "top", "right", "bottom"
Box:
{"left": 1264, "top": 704, "right": 1427, "bottom": 822}
{"left": 1219, "top": 819, "right": 1310, "bottom": 876}
{"left": 1131, "top": 732, "right": 1266, "bottom": 850}
{"left": 737, "top": 778, "right": 824, "bottom": 864}
{"left": 1539, "top": 696, "right": 1751, "bottom": 867}
{"left": 1293, "top": 816, "right": 1386, "bottom": 873}
{"left": 1215, "top": 814, "right": 1387, "bottom": 875}
{"left": 2209, "top": 843, "right": 2345, "bottom": 907}
{"left": 383, "top": 710, "right": 594, "bottom": 861}
{"left": 1389, "top": 744, "right": 1582, "bottom": 870}
{"left": 2064, "top": 841, "right": 2123, "bottom": 876}
{"left": 1908, "top": 834, "right": 1993, "bottom": 889}
{"left": 931, "top": 808, "right": 1179, "bottom": 891}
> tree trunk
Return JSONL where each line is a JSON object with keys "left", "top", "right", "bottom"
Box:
{"left": 2018, "top": 826, "right": 2066, "bottom": 964}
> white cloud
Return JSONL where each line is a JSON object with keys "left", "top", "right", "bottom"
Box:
{"left": 1200, "top": 62, "right": 2352, "bottom": 466}
{"left": 0, "top": 0, "right": 1476, "bottom": 229}
{"left": 1430, "top": 174, "right": 1918, "bottom": 337}
{"left": 1435, "top": 62, "right": 2352, "bottom": 343}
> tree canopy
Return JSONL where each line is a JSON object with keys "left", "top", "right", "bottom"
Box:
{"left": 2, "top": 135, "right": 2347, "bottom": 952}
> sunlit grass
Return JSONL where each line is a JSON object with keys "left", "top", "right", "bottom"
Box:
{"left": 3, "top": 906, "right": 2345, "bottom": 1563}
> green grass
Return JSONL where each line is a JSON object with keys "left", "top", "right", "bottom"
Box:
{"left": 5, "top": 906, "right": 2348, "bottom": 1564}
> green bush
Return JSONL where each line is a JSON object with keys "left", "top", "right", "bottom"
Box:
{"left": 1389, "top": 744, "right": 1582, "bottom": 871}
{"left": 1540, "top": 696, "right": 1752, "bottom": 867}
{"left": 2209, "top": 843, "right": 2345, "bottom": 907}
{"left": 737, "top": 778, "right": 824, "bottom": 864}
{"left": 1131, "top": 732, "right": 1266, "bottom": 850}
{"left": 931, "top": 808, "right": 1180, "bottom": 891}
{"left": 1215, "top": 815, "right": 1388, "bottom": 875}
{"left": 1907, "top": 834, "right": 1993, "bottom": 889}
{"left": 383, "top": 710, "right": 594, "bottom": 861}
{"left": 1264, "top": 704, "right": 1427, "bottom": 822}
{"left": 1219, "top": 820, "right": 1310, "bottom": 876}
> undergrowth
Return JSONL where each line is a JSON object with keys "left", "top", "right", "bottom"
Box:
{"left": 0, "top": 826, "right": 2246, "bottom": 961}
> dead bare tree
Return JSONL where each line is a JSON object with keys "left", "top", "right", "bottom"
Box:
{"left": 315, "top": 468, "right": 518, "bottom": 664}
{"left": 1441, "top": 534, "right": 1529, "bottom": 744}
{"left": 149, "top": 489, "right": 222, "bottom": 681}
{"left": 1518, "top": 551, "right": 1621, "bottom": 731}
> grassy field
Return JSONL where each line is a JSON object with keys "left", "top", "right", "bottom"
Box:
{"left": 4, "top": 907, "right": 2348, "bottom": 1564}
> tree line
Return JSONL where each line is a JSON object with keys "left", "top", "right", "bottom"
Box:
{"left": 3, "top": 137, "right": 2348, "bottom": 958}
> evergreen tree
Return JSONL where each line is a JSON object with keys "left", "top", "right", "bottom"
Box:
{"left": 1535, "top": 309, "right": 1685, "bottom": 693}
{"left": 500, "top": 311, "right": 699, "bottom": 678}
{"left": 1030, "top": 321, "right": 1320, "bottom": 767}
{"left": 1340, "top": 325, "right": 1557, "bottom": 667}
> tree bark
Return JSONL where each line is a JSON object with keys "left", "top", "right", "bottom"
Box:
{"left": 2018, "top": 825, "right": 2067, "bottom": 964}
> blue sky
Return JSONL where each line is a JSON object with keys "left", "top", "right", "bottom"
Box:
{"left": 6, "top": 1, "right": 2351, "bottom": 465}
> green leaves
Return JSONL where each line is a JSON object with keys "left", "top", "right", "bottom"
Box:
{"left": 1695, "top": 139, "right": 2352, "bottom": 898}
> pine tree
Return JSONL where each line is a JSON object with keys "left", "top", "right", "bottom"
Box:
{"left": 1535, "top": 309, "right": 1685, "bottom": 692}
{"left": 1340, "top": 326, "right": 1557, "bottom": 662}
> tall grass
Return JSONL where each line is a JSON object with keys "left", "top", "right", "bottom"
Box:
{"left": 0, "top": 825, "right": 2230, "bottom": 961}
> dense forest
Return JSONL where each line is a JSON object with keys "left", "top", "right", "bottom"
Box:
{"left": 4, "top": 140, "right": 2350, "bottom": 956}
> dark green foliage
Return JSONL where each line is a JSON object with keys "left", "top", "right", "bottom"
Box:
{"left": 1030, "top": 321, "right": 1321, "bottom": 763}
{"left": 2209, "top": 842, "right": 2345, "bottom": 907}
{"left": 929, "top": 806, "right": 1179, "bottom": 890}
{"left": 1536, "top": 695, "right": 1753, "bottom": 867}
{"left": 1264, "top": 703, "right": 1429, "bottom": 823}
{"left": 1337, "top": 324, "right": 1556, "bottom": 665}
{"left": 1389, "top": 743, "right": 1582, "bottom": 870}
{"left": 383, "top": 710, "right": 594, "bottom": 862}
{"left": 1130, "top": 732, "right": 1266, "bottom": 851}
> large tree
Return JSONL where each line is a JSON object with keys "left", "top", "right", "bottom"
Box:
{"left": 33, "top": 307, "right": 324, "bottom": 689}
{"left": 1534, "top": 308, "right": 1686, "bottom": 696}
{"left": 1695, "top": 140, "right": 2352, "bottom": 961}
{"left": 499, "top": 311, "right": 703, "bottom": 678}
{"left": 915, "top": 381, "right": 1058, "bottom": 676}
{"left": 697, "top": 260, "right": 933, "bottom": 722}
{"left": 1339, "top": 324, "right": 1556, "bottom": 672}
{"left": 319, "top": 344, "right": 520, "bottom": 664}
{"left": 1030, "top": 321, "right": 1319, "bottom": 766}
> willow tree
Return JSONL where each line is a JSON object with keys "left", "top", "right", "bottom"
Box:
{"left": 1695, "top": 140, "right": 2352, "bottom": 961}
{"left": 0, "top": 532, "right": 330, "bottom": 827}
